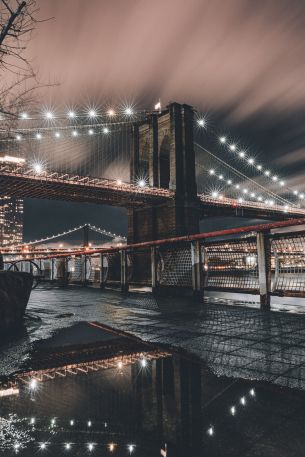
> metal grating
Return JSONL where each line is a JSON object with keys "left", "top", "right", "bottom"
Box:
{"left": 157, "top": 245, "right": 192, "bottom": 287}
{"left": 203, "top": 238, "right": 259, "bottom": 291}
{"left": 272, "top": 232, "right": 305, "bottom": 293}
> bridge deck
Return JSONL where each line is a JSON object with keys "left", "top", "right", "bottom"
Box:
{"left": 2, "top": 165, "right": 305, "bottom": 218}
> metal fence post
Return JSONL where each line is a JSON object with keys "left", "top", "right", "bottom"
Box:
{"left": 191, "top": 240, "right": 202, "bottom": 302}
{"left": 120, "top": 250, "right": 129, "bottom": 293}
{"left": 151, "top": 246, "right": 158, "bottom": 295}
{"left": 257, "top": 231, "right": 271, "bottom": 309}
{"left": 99, "top": 253, "right": 105, "bottom": 288}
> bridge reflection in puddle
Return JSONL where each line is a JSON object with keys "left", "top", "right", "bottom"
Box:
{"left": 1, "top": 322, "right": 305, "bottom": 456}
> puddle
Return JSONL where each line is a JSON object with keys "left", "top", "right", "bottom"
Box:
{"left": 1, "top": 322, "right": 305, "bottom": 456}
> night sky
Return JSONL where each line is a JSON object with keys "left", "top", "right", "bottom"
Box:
{"left": 21, "top": 0, "right": 305, "bottom": 240}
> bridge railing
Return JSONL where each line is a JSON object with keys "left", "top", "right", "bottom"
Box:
{"left": 4, "top": 218, "right": 305, "bottom": 307}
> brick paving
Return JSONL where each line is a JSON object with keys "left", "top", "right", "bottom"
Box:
{"left": 3, "top": 285, "right": 305, "bottom": 390}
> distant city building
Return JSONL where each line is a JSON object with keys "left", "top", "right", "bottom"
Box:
{"left": 0, "top": 196, "right": 24, "bottom": 246}
{"left": 0, "top": 155, "right": 25, "bottom": 247}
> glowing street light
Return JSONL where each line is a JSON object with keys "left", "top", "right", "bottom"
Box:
{"left": 124, "top": 107, "right": 133, "bottom": 116}
{"left": 40, "top": 443, "right": 47, "bottom": 450}
{"left": 65, "top": 443, "right": 71, "bottom": 450}
{"left": 140, "top": 358, "right": 147, "bottom": 368}
{"left": 88, "top": 109, "right": 97, "bottom": 117}
{"left": 68, "top": 111, "right": 76, "bottom": 118}
{"left": 197, "top": 118, "right": 205, "bottom": 127}
{"left": 29, "top": 379, "right": 38, "bottom": 390}
{"left": 109, "top": 443, "right": 115, "bottom": 452}
{"left": 138, "top": 179, "right": 146, "bottom": 188}
{"left": 33, "top": 163, "right": 43, "bottom": 174}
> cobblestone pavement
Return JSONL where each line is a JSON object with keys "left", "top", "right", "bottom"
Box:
{"left": 2, "top": 285, "right": 305, "bottom": 390}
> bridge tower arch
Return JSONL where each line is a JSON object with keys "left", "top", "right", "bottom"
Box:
{"left": 128, "top": 102, "right": 200, "bottom": 243}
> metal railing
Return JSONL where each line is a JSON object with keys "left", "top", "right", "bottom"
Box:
{"left": 4, "top": 218, "right": 305, "bottom": 308}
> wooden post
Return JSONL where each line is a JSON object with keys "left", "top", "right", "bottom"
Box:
{"left": 120, "top": 250, "right": 129, "bottom": 293}
{"left": 257, "top": 231, "right": 271, "bottom": 309}
{"left": 191, "top": 240, "right": 202, "bottom": 302}
{"left": 151, "top": 246, "right": 158, "bottom": 294}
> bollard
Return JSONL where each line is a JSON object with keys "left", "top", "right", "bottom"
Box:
{"left": 191, "top": 240, "right": 202, "bottom": 302}
{"left": 120, "top": 250, "right": 129, "bottom": 293}
{"left": 257, "top": 231, "right": 271, "bottom": 309}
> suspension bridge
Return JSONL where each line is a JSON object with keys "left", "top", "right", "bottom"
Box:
{"left": 1, "top": 101, "right": 305, "bottom": 240}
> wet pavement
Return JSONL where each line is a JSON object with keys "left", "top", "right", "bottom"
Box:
{"left": 2, "top": 285, "right": 305, "bottom": 391}
{"left": 1, "top": 320, "right": 305, "bottom": 457}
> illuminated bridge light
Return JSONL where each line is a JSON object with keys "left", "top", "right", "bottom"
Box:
{"left": 272, "top": 175, "right": 278, "bottom": 181}
{"left": 20, "top": 112, "right": 28, "bottom": 119}
{"left": 36, "top": 133, "right": 42, "bottom": 140}
{"left": 72, "top": 130, "right": 78, "bottom": 137}
{"left": 240, "top": 396, "right": 246, "bottom": 406}
{"left": 87, "top": 443, "right": 94, "bottom": 452}
{"left": 103, "top": 127, "right": 109, "bottom": 134}
{"left": 65, "top": 443, "right": 71, "bottom": 450}
{"left": 264, "top": 170, "right": 270, "bottom": 176}
{"left": 239, "top": 151, "right": 245, "bottom": 158}
{"left": 55, "top": 132, "right": 61, "bottom": 138}
{"left": 45, "top": 111, "right": 54, "bottom": 119}
{"left": 280, "top": 180, "right": 285, "bottom": 186}
{"left": 70, "top": 419, "right": 74, "bottom": 426}
{"left": 219, "top": 174, "right": 223, "bottom": 180}
{"left": 40, "top": 443, "right": 47, "bottom": 450}
{"left": 230, "top": 406, "right": 236, "bottom": 416}
{"left": 67, "top": 110, "right": 76, "bottom": 118}
{"left": 249, "top": 388, "right": 255, "bottom": 397}
{"left": 235, "top": 184, "right": 240, "bottom": 189}
{"left": 107, "top": 109, "right": 116, "bottom": 116}
{"left": 109, "top": 443, "right": 115, "bottom": 452}
{"left": 124, "top": 107, "right": 133, "bottom": 116}
{"left": 138, "top": 179, "right": 146, "bottom": 188}
{"left": 209, "top": 169, "right": 215, "bottom": 175}
{"left": 29, "top": 378, "right": 38, "bottom": 390}
{"left": 219, "top": 136, "right": 226, "bottom": 143}
{"left": 229, "top": 144, "right": 236, "bottom": 151}
{"left": 87, "top": 420, "right": 92, "bottom": 427}
{"left": 128, "top": 444, "right": 135, "bottom": 454}
{"left": 88, "top": 129, "right": 94, "bottom": 135}
{"left": 207, "top": 426, "right": 214, "bottom": 436}
{"left": 197, "top": 118, "right": 205, "bottom": 127}
{"left": 88, "top": 109, "right": 97, "bottom": 117}
{"left": 257, "top": 164, "right": 262, "bottom": 170}
{"left": 140, "top": 358, "right": 147, "bottom": 368}
{"left": 16, "top": 135, "right": 22, "bottom": 141}
{"left": 212, "top": 191, "right": 219, "bottom": 198}
{"left": 116, "top": 179, "right": 122, "bottom": 185}
{"left": 248, "top": 158, "right": 254, "bottom": 165}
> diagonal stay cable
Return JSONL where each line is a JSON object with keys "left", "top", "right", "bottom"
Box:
{"left": 195, "top": 142, "right": 295, "bottom": 207}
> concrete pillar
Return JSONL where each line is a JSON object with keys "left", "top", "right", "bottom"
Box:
{"left": 257, "top": 231, "right": 271, "bottom": 309}
{"left": 191, "top": 240, "right": 202, "bottom": 302}
{"left": 151, "top": 246, "right": 158, "bottom": 294}
{"left": 120, "top": 250, "right": 129, "bottom": 292}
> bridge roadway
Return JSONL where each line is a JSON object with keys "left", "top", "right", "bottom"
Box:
{"left": 2, "top": 165, "right": 305, "bottom": 218}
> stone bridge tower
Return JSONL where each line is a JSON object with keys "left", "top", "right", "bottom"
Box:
{"left": 128, "top": 102, "right": 200, "bottom": 243}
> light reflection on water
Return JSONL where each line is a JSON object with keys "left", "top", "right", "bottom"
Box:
{"left": 1, "top": 347, "right": 305, "bottom": 457}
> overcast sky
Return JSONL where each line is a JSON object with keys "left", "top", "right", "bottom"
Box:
{"left": 22, "top": 0, "right": 305, "bottom": 239}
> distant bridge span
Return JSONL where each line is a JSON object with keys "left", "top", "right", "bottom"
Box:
{"left": 2, "top": 165, "right": 305, "bottom": 219}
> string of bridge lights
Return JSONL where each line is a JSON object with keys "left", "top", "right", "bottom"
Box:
{"left": 12, "top": 440, "right": 135, "bottom": 454}
{"left": 195, "top": 116, "right": 304, "bottom": 206}
{"left": 8, "top": 224, "right": 126, "bottom": 249}
{"left": 206, "top": 387, "right": 256, "bottom": 438}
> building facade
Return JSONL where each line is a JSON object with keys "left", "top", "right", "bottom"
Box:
{"left": 0, "top": 196, "right": 24, "bottom": 246}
